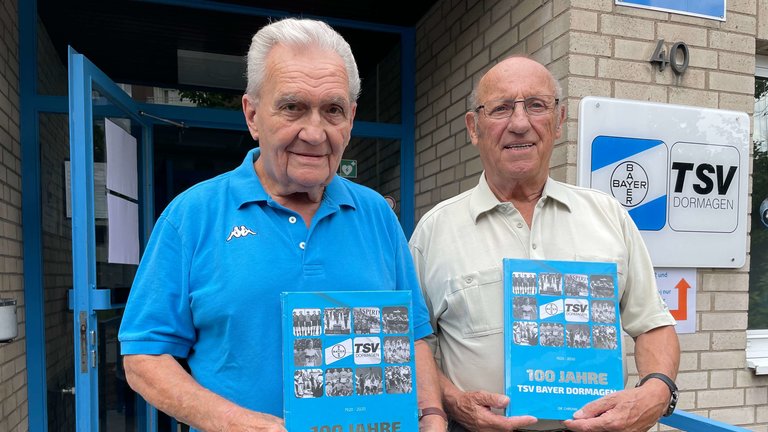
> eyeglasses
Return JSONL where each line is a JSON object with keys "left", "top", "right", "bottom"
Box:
{"left": 474, "top": 96, "right": 559, "bottom": 119}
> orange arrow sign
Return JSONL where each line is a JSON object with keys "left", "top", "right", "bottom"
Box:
{"left": 669, "top": 278, "right": 691, "bottom": 321}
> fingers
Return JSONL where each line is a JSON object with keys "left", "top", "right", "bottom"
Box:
{"left": 467, "top": 391, "right": 511, "bottom": 410}
{"left": 452, "top": 391, "right": 537, "bottom": 431}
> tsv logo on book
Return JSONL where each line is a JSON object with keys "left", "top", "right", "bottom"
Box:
{"left": 353, "top": 336, "right": 381, "bottom": 364}
{"left": 591, "top": 136, "right": 668, "bottom": 231}
{"left": 324, "top": 338, "right": 352, "bottom": 365}
{"left": 565, "top": 298, "right": 589, "bottom": 322}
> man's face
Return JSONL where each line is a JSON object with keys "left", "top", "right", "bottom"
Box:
{"left": 242, "top": 44, "right": 356, "bottom": 197}
{"left": 466, "top": 58, "right": 565, "bottom": 190}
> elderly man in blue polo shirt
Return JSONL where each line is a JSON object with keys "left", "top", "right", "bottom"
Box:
{"left": 118, "top": 18, "right": 446, "bottom": 432}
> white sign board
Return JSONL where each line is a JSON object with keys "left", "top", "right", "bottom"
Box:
{"left": 578, "top": 97, "right": 750, "bottom": 268}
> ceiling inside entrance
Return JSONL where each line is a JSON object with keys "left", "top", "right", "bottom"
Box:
{"left": 38, "top": 0, "right": 440, "bottom": 92}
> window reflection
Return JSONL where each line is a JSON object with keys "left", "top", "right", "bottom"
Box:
{"left": 749, "top": 76, "right": 768, "bottom": 329}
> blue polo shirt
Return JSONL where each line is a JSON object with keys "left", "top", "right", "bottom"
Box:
{"left": 119, "top": 148, "right": 433, "bottom": 418}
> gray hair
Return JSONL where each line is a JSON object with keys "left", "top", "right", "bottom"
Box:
{"left": 245, "top": 18, "right": 361, "bottom": 102}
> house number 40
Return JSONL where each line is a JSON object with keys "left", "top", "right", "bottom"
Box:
{"left": 649, "top": 40, "right": 689, "bottom": 75}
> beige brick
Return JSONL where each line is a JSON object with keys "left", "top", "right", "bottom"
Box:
{"left": 719, "top": 93, "right": 755, "bottom": 113}
{"left": 710, "top": 406, "right": 755, "bottom": 425}
{"left": 657, "top": 23, "right": 708, "bottom": 47}
{"left": 722, "top": 12, "right": 757, "bottom": 35}
{"left": 758, "top": 401, "right": 768, "bottom": 423}
{"left": 701, "top": 312, "right": 748, "bottom": 331}
{"left": 552, "top": 33, "right": 570, "bottom": 59}
{"left": 669, "top": 87, "right": 718, "bottom": 108}
{"left": 489, "top": 28, "right": 520, "bottom": 60}
{"left": 598, "top": 58, "right": 652, "bottom": 82}
{"left": 569, "top": 32, "right": 612, "bottom": 56}
{"left": 570, "top": 0, "right": 612, "bottom": 12}
{"left": 718, "top": 52, "right": 756, "bottom": 75}
{"left": 570, "top": 9, "right": 597, "bottom": 32}
{"left": 567, "top": 77, "right": 611, "bottom": 98}
{"left": 600, "top": 14, "right": 655, "bottom": 40}
{"left": 520, "top": 3, "right": 552, "bottom": 40}
{"left": 686, "top": 47, "right": 718, "bottom": 70}
{"left": 711, "top": 370, "right": 736, "bottom": 388}
{"left": 569, "top": 55, "right": 595, "bottom": 76}
{"left": 737, "top": 369, "right": 768, "bottom": 387}
{"left": 543, "top": 9, "right": 569, "bottom": 45}
{"left": 696, "top": 291, "right": 712, "bottom": 311}
{"left": 701, "top": 272, "right": 749, "bottom": 292}
{"left": 709, "top": 31, "right": 756, "bottom": 54}
{"left": 678, "top": 351, "right": 700, "bottom": 371}
{"left": 678, "top": 332, "right": 710, "bottom": 351}
{"left": 614, "top": 39, "right": 655, "bottom": 61}
{"left": 709, "top": 71, "right": 754, "bottom": 94}
{"left": 655, "top": 68, "right": 706, "bottom": 89}
{"left": 745, "top": 386, "right": 768, "bottom": 405}
{"left": 759, "top": 0, "right": 768, "bottom": 40}
{"left": 615, "top": 82, "right": 666, "bottom": 102}
{"left": 701, "top": 350, "right": 747, "bottom": 369}
{"left": 698, "top": 388, "right": 745, "bottom": 408}
{"left": 669, "top": 13, "right": 722, "bottom": 28}
{"left": 676, "top": 371, "right": 708, "bottom": 390}
{"left": 714, "top": 292, "right": 750, "bottom": 311}
{"left": 728, "top": 0, "right": 757, "bottom": 15}
{"left": 712, "top": 332, "right": 747, "bottom": 350}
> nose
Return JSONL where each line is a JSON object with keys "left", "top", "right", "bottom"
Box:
{"left": 298, "top": 110, "right": 328, "bottom": 144}
{"left": 506, "top": 104, "right": 532, "bottom": 134}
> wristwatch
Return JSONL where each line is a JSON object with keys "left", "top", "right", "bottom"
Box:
{"left": 418, "top": 407, "right": 448, "bottom": 422}
{"left": 635, "top": 372, "right": 678, "bottom": 416}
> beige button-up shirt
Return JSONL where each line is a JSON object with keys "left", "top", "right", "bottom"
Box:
{"left": 409, "top": 174, "right": 674, "bottom": 427}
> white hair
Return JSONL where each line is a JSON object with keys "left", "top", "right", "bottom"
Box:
{"left": 245, "top": 18, "right": 361, "bottom": 102}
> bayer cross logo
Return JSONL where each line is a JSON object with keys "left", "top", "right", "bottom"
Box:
{"left": 610, "top": 161, "right": 649, "bottom": 208}
{"left": 544, "top": 302, "right": 559, "bottom": 316}
{"left": 331, "top": 344, "right": 347, "bottom": 359}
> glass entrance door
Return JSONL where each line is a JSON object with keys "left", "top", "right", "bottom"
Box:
{"left": 67, "top": 47, "right": 152, "bottom": 432}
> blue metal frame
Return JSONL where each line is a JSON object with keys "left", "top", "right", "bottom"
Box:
{"left": 68, "top": 48, "right": 156, "bottom": 431}
{"left": 19, "top": 0, "right": 47, "bottom": 430}
{"left": 661, "top": 410, "right": 751, "bottom": 431}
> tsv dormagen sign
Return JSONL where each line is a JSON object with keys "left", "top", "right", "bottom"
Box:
{"left": 578, "top": 97, "right": 750, "bottom": 268}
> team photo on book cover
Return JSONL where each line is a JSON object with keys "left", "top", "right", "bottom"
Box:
{"left": 503, "top": 259, "right": 624, "bottom": 420}
{"left": 282, "top": 291, "right": 418, "bottom": 431}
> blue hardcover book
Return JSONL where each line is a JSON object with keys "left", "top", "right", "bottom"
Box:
{"left": 503, "top": 258, "right": 624, "bottom": 420}
{"left": 281, "top": 291, "right": 418, "bottom": 432}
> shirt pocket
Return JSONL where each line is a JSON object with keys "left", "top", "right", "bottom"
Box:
{"left": 446, "top": 267, "right": 504, "bottom": 338}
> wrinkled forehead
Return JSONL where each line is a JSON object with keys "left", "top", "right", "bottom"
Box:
{"left": 478, "top": 59, "right": 555, "bottom": 100}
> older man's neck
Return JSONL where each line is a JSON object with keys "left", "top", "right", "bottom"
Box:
{"left": 273, "top": 190, "right": 324, "bottom": 228}
{"left": 487, "top": 177, "right": 546, "bottom": 227}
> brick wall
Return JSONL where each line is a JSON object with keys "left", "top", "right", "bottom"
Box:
{"left": 0, "top": 0, "right": 26, "bottom": 430}
{"left": 414, "top": 0, "right": 767, "bottom": 430}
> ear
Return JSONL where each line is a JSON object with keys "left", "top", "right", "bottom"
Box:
{"left": 242, "top": 94, "right": 259, "bottom": 141}
{"left": 555, "top": 104, "right": 566, "bottom": 138}
{"left": 465, "top": 111, "right": 480, "bottom": 146}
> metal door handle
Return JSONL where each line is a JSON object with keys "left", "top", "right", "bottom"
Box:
{"left": 61, "top": 386, "right": 75, "bottom": 395}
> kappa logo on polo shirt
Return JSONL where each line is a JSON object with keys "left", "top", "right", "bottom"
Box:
{"left": 226, "top": 225, "right": 257, "bottom": 241}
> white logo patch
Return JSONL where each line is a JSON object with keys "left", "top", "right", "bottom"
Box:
{"left": 226, "top": 225, "right": 257, "bottom": 241}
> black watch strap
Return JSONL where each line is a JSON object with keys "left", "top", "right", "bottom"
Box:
{"left": 635, "top": 372, "right": 678, "bottom": 416}
{"left": 418, "top": 407, "right": 448, "bottom": 422}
